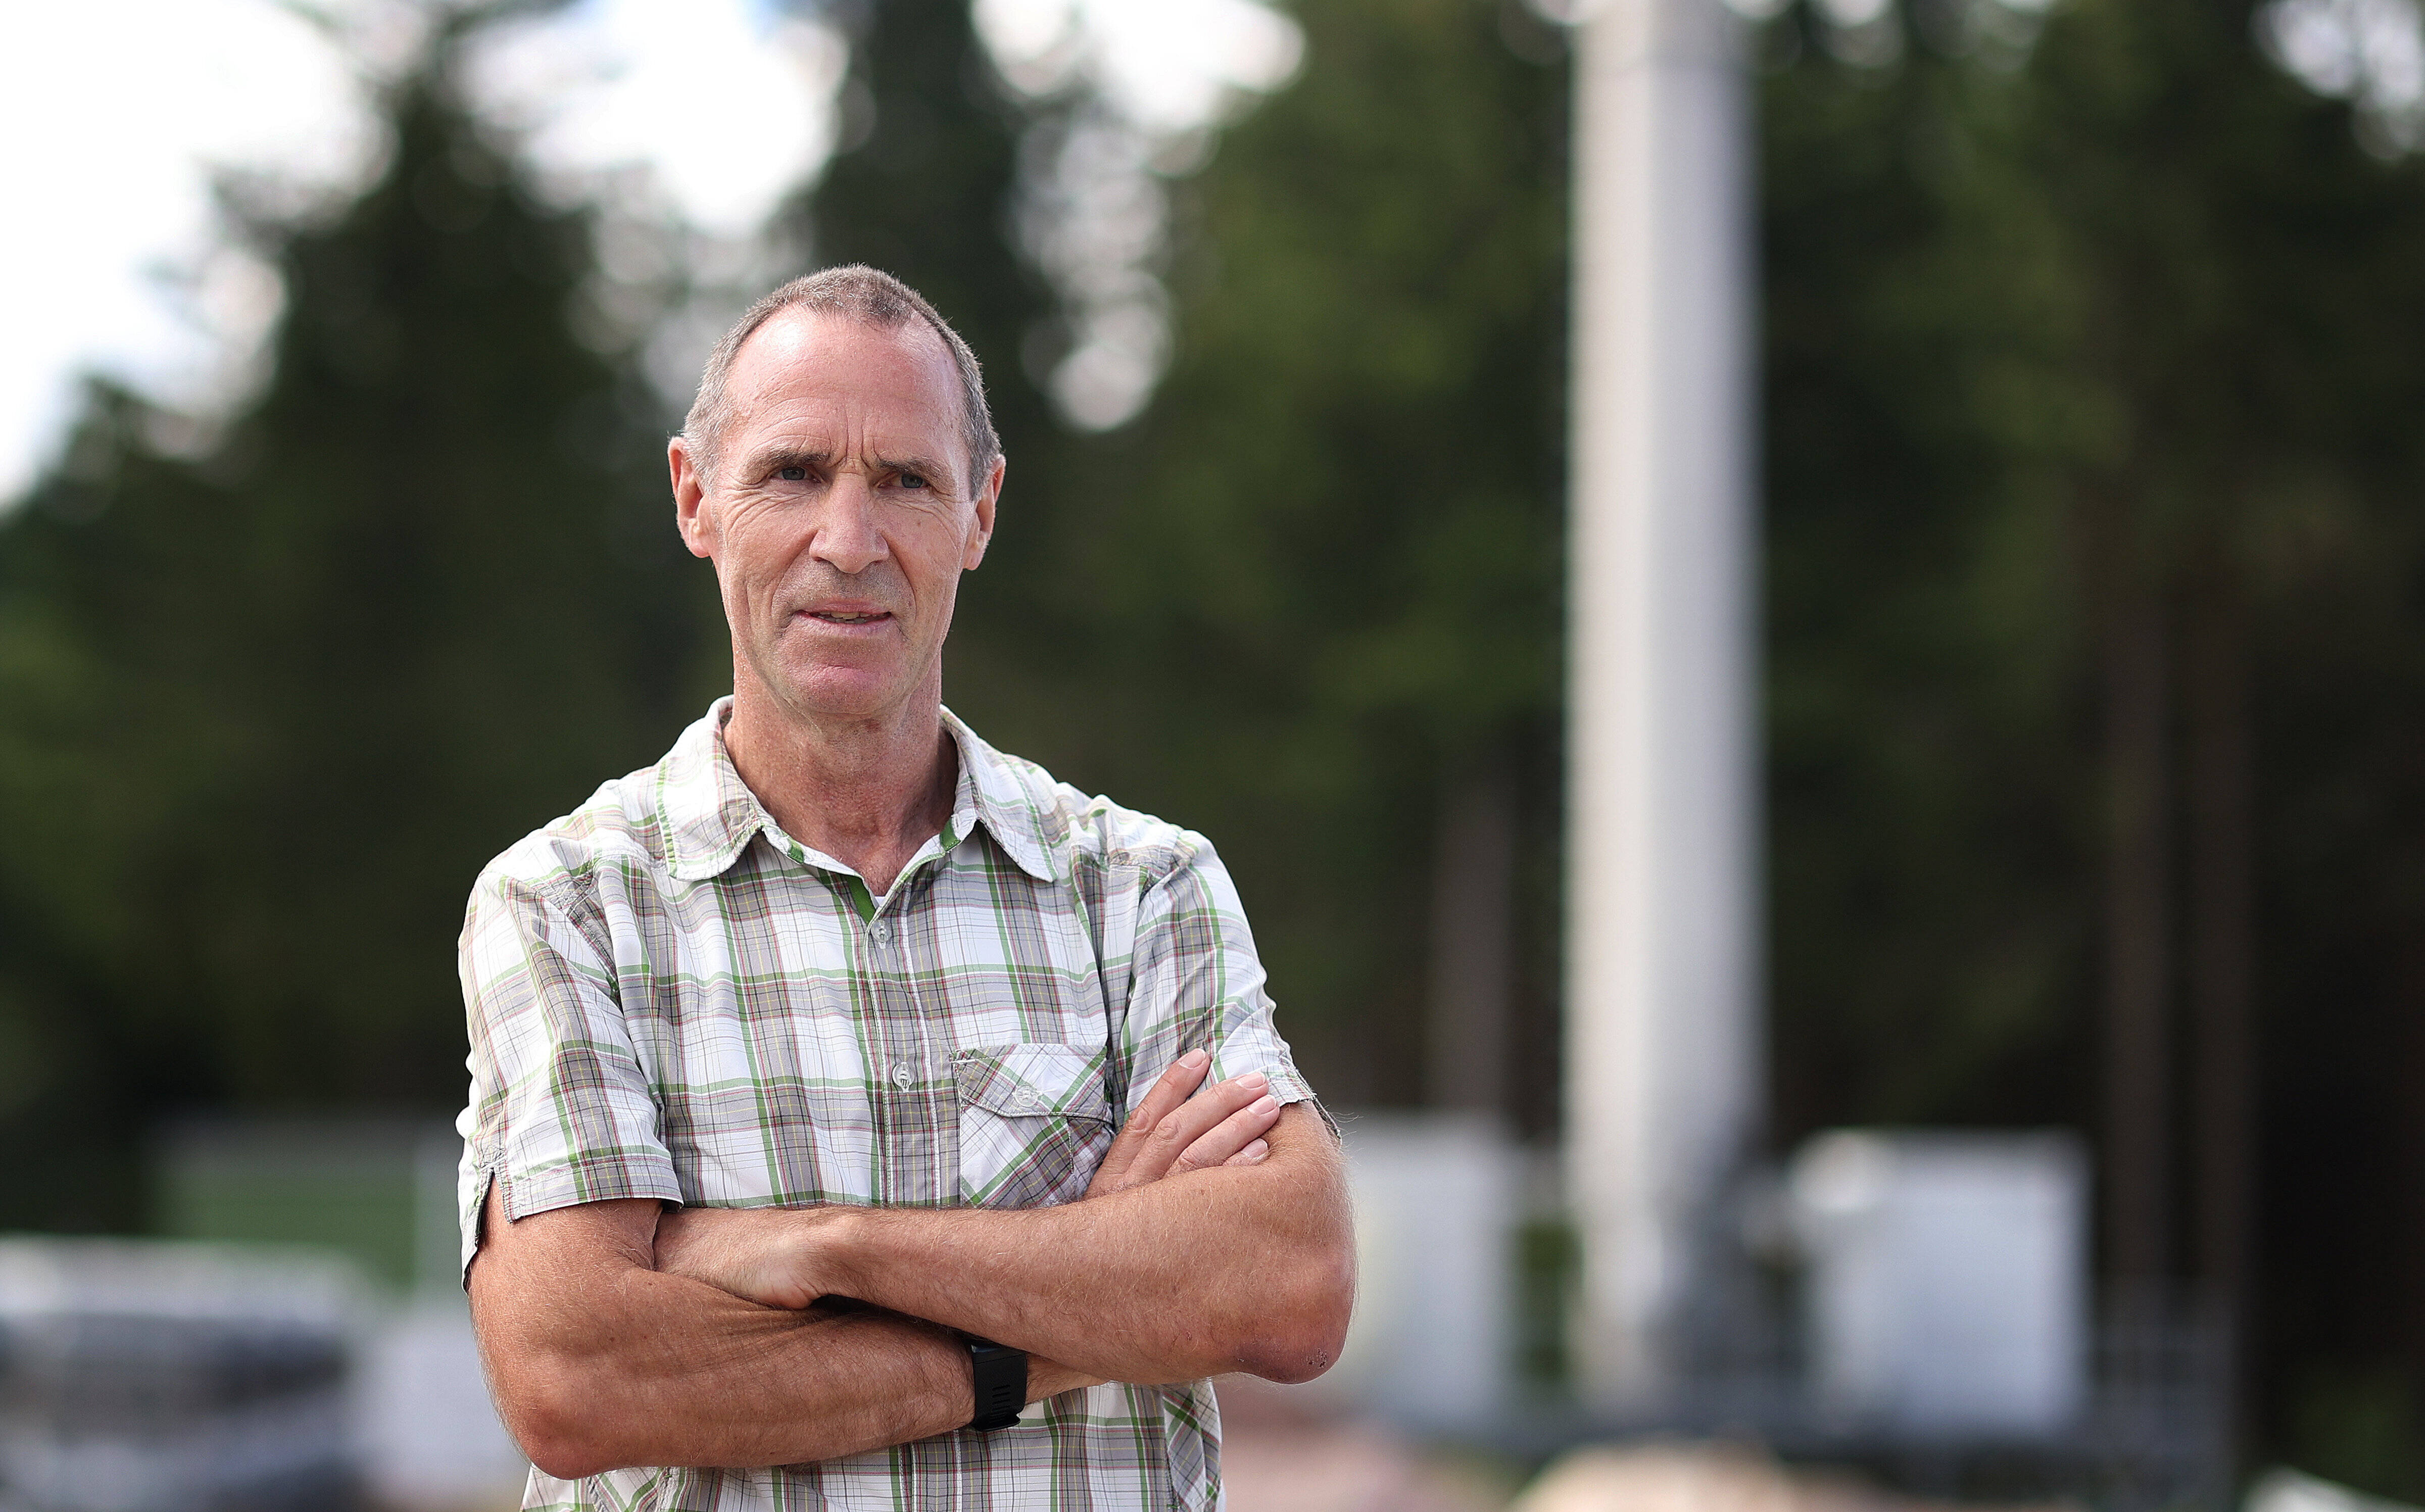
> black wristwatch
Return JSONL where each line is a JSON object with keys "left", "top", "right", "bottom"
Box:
{"left": 958, "top": 1333, "right": 1027, "bottom": 1431}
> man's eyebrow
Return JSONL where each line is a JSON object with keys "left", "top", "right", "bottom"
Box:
{"left": 739, "top": 443, "right": 835, "bottom": 476}
{"left": 876, "top": 453, "right": 961, "bottom": 489}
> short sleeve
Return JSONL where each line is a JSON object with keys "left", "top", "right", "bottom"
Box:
{"left": 456, "top": 871, "right": 682, "bottom": 1281}
{"left": 1117, "top": 836, "right": 1333, "bottom": 1136}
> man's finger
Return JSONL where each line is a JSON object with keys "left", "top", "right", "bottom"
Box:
{"left": 1222, "top": 1139, "right": 1270, "bottom": 1167}
{"left": 1174, "top": 1095, "right": 1282, "bottom": 1175}
{"left": 1128, "top": 1073, "right": 1267, "bottom": 1184}
{"left": 1130, "top": 1050, "right": 1216, "bottom": 1137}
{"left": 1091, "top": 1050, "right": 1211, "bottom": 1194}
{"left": 1090, "top": 1067, "right": 1269, "bottom": 1198}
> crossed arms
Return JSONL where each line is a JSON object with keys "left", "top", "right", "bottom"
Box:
{"left": 468, "top": 1052, "right": 1355, "bottom": 1480}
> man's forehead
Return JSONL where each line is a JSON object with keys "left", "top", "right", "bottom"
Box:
{"left": 727, "top": 307, "right": 959, "bottom": 406}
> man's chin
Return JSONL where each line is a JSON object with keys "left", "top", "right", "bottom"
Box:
{"left": 758, "top": 666, "right": 922, "bottom": 727}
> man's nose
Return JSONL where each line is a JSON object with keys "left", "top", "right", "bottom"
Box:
{"left": 811, "top": 475, "right": 888, "bottom": 575}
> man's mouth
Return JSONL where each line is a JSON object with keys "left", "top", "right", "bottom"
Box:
{"left": 801, "top": 608, "right": 893, "bottom": 625}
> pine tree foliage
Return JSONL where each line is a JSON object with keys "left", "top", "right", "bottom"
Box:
{"left": 1761, "top": 0, "right": 2425, "bottom": 1473}
{"left": 786, "top": 0, "right": 1085, "bottom": 724}
{"left": 0, "top": 32, "right": 719, "bottom": 1225}
{"left": 786, "top": 0, "right": 1571, "bottom": 1110}
{"left": 1040, "top": 0, "right": 1572, "bottom": 1105}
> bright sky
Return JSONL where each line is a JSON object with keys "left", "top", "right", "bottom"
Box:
{"left": 0, "top": 0, "right": 1301, "bottom": 503}
{"left": 2260, "top": 0, "right": 2425, "bottom": 149}
{"left": 975, "top": 0, "right": 1301, "bottom": 132}
{"left": 0, "top": 0, "right": 371, "bottom": 503}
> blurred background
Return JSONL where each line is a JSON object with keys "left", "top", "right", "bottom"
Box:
{"left": 3, "top": 0, "right": 2424, "bottom": 1506}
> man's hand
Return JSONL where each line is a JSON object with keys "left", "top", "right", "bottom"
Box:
{"left": 471, "top": 1188, "right": 983, "bottom": 1476}
{"left": 1085, "top": 1050, "right": 1283, "bottom": 1198}
{"left": 655, "top": 1049, "right": 1283, "bottom": 1307}
{"left": 473, "top": 1075, "right": 1347, "bottom": 1474}
{"left": 653, "top": 1205, "right": 829, "bottom": 1310}
{"left": 802, "top": 1100, "right": 1347, "bottom": 1385}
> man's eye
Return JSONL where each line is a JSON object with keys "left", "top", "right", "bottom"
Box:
{"left": 898, "top": 471, "right": 929, "bottom": 490}
{"left": 777, "top": 465, "right": 809, "bottom": 482}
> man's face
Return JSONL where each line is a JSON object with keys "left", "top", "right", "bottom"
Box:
{"left": 672, "top": 310, "right": 1000, "bottom": 729}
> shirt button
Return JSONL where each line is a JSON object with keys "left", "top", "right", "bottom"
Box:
{"left": 1018, "top": 1092, "right": 1044, "bottom": 1111}
{"left": 892, "top": 1062, "right": 914, "bottom": 1090}
{"left": 868, "top": 918, "right": 891, "bottom": 945}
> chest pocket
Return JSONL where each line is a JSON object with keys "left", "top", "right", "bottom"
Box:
{"left": 953, "top": 1043, "right": 1117, "bottom": 1209}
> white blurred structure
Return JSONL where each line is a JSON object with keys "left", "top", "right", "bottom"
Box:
{"left": 156, "top": 1117, "right": 527, "bottom": 1509}
{"left": 1325, "top": 1113, "right": 1522, "bottom": 1430}
{"left": 2246, "top": 1468, "right": 2425, "bottom": 1512}
{"left": 1514, "top": 1443, "right": 1910, "bottom": 1512}
{"left": 356, "top": 1123, "right": 528, "bottom": 1509}
{"left": 1564, "top": 0, "right": 1761, "bottom": 1412}
{"left": 356, "top": 1295, "right": 528, "bottom": 1509}
{"left": 0, "top": 1238, "right": 361, "bottom": 1511}
{"left": 1788, "top": 1131, "right": 2088, "bottom": 1437}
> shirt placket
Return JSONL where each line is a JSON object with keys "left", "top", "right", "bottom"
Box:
{"left": 860, "top": 891, "right": 947, "bottom": 1212}
{"left": 863, "top": 855, "right": 974, "bottom": 1512}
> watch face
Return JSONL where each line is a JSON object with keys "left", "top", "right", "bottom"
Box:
{"left": 966, "top": 1337, "right": 1027, "bottom": 1431}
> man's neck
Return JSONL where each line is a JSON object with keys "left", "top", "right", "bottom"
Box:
{"left": 721, "top": 680, "right": 957, "bottom": 899}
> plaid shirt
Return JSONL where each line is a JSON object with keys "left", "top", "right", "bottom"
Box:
{"left": 457, "top": 700, "right": 1320, "bottom": 1512}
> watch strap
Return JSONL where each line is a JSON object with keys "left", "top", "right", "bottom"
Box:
{"left": 959, "top": 1333, "right": 1026, "bottom": 1431}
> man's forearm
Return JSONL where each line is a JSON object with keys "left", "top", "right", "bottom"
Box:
{"left": 469, "top": 1189, "right": 1094, "bottom": 1478}
{"left": 495, "top": 1285, "right": 967, "bottom": 1476}
{"left": 809, "top": 1105, "right": 1351, "bottom": 1384}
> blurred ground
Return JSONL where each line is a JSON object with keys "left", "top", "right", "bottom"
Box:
{"left": 1511, "top": 1448, "right": 2075, "bottom": 1512}
{"left": 1214, "top": 1375, "right": 2091, "bottom": 1512}
{"left": 1215, "top": 1375, "right": 1515, "bottom": 1512}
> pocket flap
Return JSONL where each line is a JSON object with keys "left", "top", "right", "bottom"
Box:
{"left": 953, "top": 1043, "right": 1113, "bottom": 1126}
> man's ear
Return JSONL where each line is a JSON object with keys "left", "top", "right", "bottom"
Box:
{"left": 670, "top": 436, "right": 715, "bottom": 560}
{"left": 964, "top": 453, "right": 1004, "bottom": 571}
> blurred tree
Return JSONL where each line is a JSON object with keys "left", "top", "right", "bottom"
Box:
{"left": 1761, "top": 0, "right": 2425, "bottom": 1474}
{"left": 794, "top": 0, "right": 1570, "bottom": 1117}
{"left": 1763, "top": 6, "right": 2096, "bottom": 1148}
{"left": 797, "top": 0, "right": 1051, "bottom": 409}
{"left": 1044, "top": 0, "right": 1572, "bottom": 1114}
{"left": 784, "top": 0, "right": 1088, "bottom": 735}
{"left": 0, "top": 20, "right": 719, "bottom": 1228}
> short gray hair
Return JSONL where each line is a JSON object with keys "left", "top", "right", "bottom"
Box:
{"left": 681, "top": 265, "right": 1000, "bottom": 490}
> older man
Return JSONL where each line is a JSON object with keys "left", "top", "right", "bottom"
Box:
{"left": 456, "top": 265, "right": 1353, "bottom": 1509}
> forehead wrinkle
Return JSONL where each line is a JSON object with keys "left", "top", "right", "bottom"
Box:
{"left": 722, "top": 315, "right": 975, "bottom": 483}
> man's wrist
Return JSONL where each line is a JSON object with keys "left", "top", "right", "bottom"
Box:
{"left": 798, "top": 1204, "right": 871, "bottom": 1303}
{"left": 1024, "top": 1357, "right": 1104, "bottom": 1401}
{"left": 957, "top": 1333, "right": 1027, "bottom": 1430}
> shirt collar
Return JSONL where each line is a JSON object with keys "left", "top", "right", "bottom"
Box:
{"left": 941, "top": 707, "right": 1060, "bottom": 885}
{"left": 657, "top": 699, "right": 1060, "bottom": 886}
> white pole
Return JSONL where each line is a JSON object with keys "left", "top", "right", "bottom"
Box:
{"left": 1564, "top": 0, "right": 1760, "bottom": 1411}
